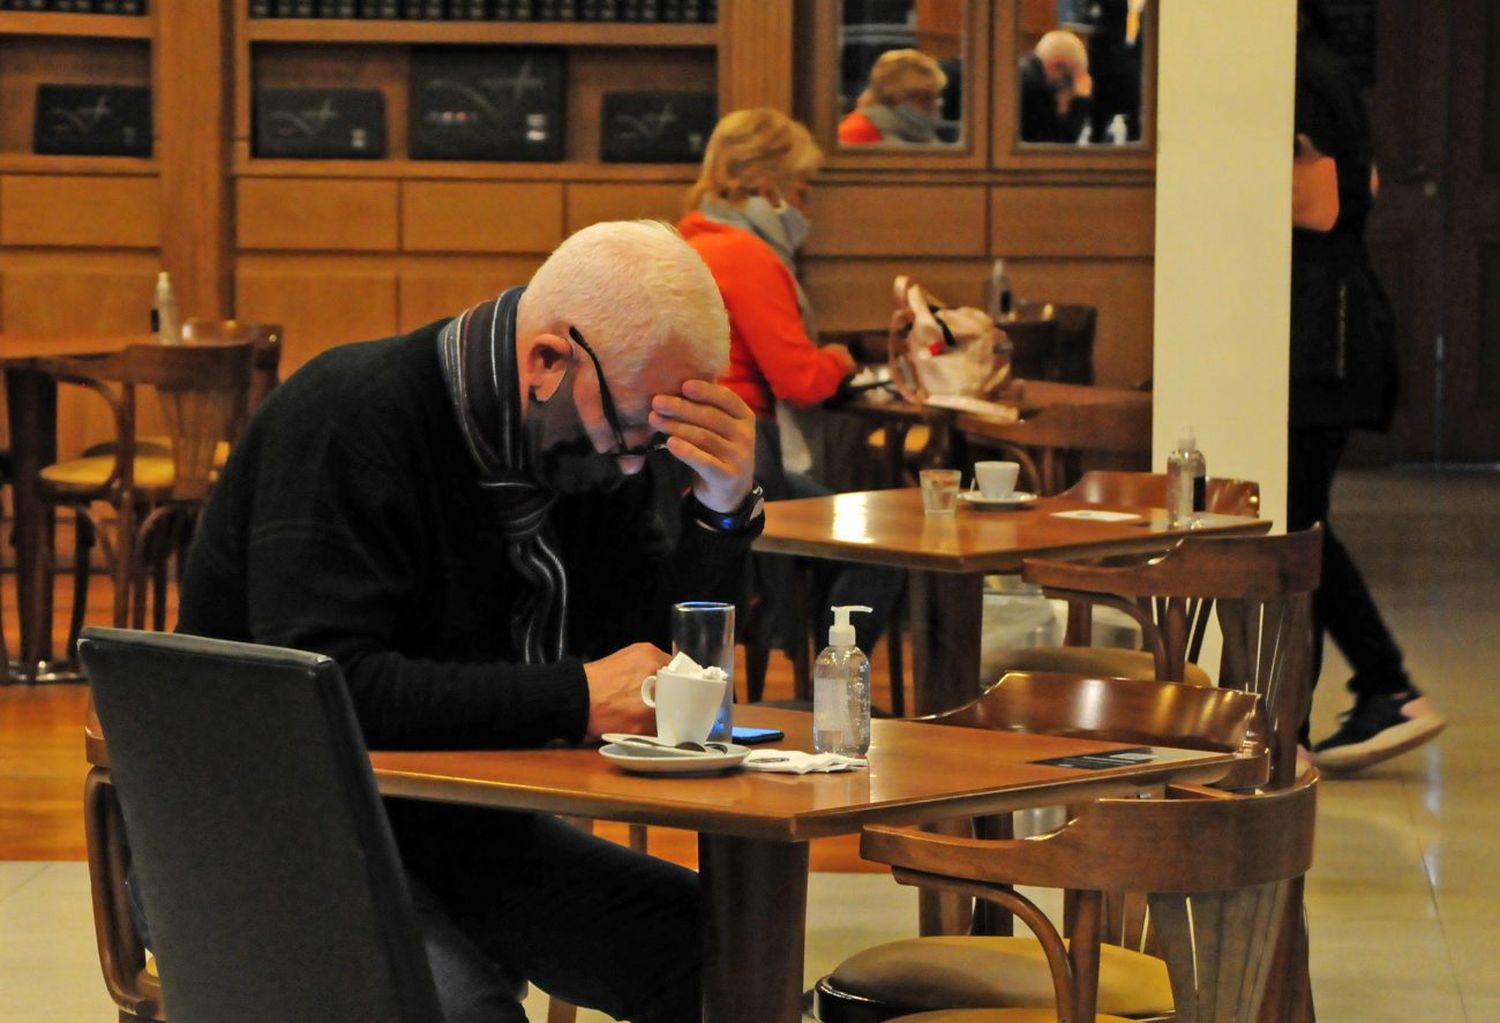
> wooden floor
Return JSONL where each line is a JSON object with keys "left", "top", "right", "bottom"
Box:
{"left": 0, "top": 572, "right": 904, "bottom": 871}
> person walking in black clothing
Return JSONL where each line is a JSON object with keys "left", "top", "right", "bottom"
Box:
{"left": 177, "top": 220, "right": 759, "bottom": 1021}
{"left": 1291, "top": 0, "right": 1444, "bottom": 774}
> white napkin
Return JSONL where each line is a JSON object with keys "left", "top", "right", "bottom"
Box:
{"left": 1051, "top": 509, "right": 1139, "bottom": 522}
{"left": 662, "top": 651, "right": 727, "bottom": 683}
{"left": 743, "top": 750, "right": 868, "bottom": 774}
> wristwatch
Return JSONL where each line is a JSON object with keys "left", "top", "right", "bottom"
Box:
{"left": 687, "top": 483, "right": 765, "bottom": 537}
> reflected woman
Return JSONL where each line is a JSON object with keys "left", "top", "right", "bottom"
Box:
{"left": 838, "top": 49, "right": 948, "bottom": 145}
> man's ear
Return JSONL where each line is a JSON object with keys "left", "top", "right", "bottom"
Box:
{"left": 522, "top": 332, "right": 572, "bottom": 402}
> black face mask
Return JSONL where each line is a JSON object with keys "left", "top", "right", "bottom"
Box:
{"left": 523, "top": 363, "right": 628, "bottom": 495}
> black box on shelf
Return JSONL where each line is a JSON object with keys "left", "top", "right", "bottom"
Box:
{"left": 34, "top": 84, "right": 152, "bottom": 157}
{"left": 600, "top": 91, "right": 715, "bottom": 163}
{"left": 249, "top": 0, "right": 272, "bottom": 16}
{"left": 315, "top": 0, "right": 357, "bottom": 15}
{"left": 253, "top": 88, "right": 386, "bottom": 159}
{"left": 453, "top": 0, "right": 487, "bottom": 17}
{"left": 410, "top": 47, "right": 565, "bottom": 161}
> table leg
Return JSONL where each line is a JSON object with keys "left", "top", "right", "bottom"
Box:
{"left": 699, "top": 834, "right": 809, "bottom": 1023}
{"left": 908, "top": 570, "right": 984, "bottom": 716}
{"left": 5, "top": 368, "right": 58, "bottom": 681}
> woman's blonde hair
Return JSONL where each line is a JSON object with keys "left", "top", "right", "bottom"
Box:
{"left": 859, "top": 49, "right": 948, "bottom": 108}
{"left": 685, "top": 107, "right": 823, "bottom": 211}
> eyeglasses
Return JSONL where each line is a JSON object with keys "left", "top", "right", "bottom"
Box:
{"left": 568, "top": 326, "right": 670, "bottom": 460}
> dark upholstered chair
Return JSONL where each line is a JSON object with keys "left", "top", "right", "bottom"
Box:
{"left": 79, "top": 627, "right": 442, "bottom": 1023}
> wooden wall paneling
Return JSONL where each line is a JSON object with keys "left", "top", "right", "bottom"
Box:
{"left": 805, "top": 185, "right": 988, "bottom": 258}
{"left": 565, "top": 182, "right": 689, "bottom": 234}
{"left": 236, "top": 178, "right": 399, "bottom": 251}
{"left": 246, "top": 44, "right": 410, "bottom": 159}
{"left": 990, "top": 184, "right": 1154, "bottom": 258}
{"left": 0, "top": 36, "right": 151, "bottom": 156}
{"left": 800, "top": 257, "right": 993, "bottom": 333}
{"left": 235, "top": 256, "right": 399, "bottom": 374}
{"left": 402, "top": 181, "right": 564, "bottom": 253}
{"left": 1004, "top": 257, "right": 1155, "bottom": 388}
{"left": 0, "top": 176, "right": 160, "bottom": 248}
{"left": 397, "top": 255, "right": 545, "bottom": 332}
{"left": 0, "top": 252, "right": 163, "bottom": 455}
{"left": 566, "top": 47, "right": 716, "bottom": 165}
{"left": 156, "top": 0, "right": 231, "bottom": 320}
{"left": 719, "top": 0, "right": 794, "bottom": 112}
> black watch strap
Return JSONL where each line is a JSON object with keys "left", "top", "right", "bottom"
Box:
{"left": 688, "top": 484, "right": 765, "bottom": 537}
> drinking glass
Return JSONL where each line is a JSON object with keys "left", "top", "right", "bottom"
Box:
{"left": 672, "top": 601, "right": 734, "bottom": 740}
{"left": 919, "top": 469, "right": 962, "bottom": 515}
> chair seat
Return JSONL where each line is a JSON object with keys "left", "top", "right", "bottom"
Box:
{"left": 982, "top": 645, "right": 1214, "bottom": 687}
{"left": 891, "top": 1011, "right": 1137, "bottom": 1022}
{"left": 39, "top": 452, "right": 178, "bottom": 496}
{"left": 869, "top": 424, "right": 932, "bottom": 458}
{"left": 828, "top": 935, "right": 1172, "bottom": 1017}
{"left": 83, "top": 435, "right": 232, "bottom": 470}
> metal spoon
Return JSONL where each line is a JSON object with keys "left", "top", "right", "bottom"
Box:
{"left": 618, "top": 736, "right": 729, "bottom": 755}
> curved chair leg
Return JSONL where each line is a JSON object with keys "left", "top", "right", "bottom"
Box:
{"left": 66, "top": 506, "right": 99, "bottom": 662}
{"left": 84, "top": 768, "right": 164, "bottom": 1021}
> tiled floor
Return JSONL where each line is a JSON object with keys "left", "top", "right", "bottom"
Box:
{"left": 2, "top": 467, "right": 1494, "bottom": 1022}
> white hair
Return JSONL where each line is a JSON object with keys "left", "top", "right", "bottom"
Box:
{"left": 522, "top": 220, "right": 729, "bottom": 381}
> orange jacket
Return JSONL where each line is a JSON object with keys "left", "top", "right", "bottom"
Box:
{"left": 838, "top": 110, "right": 884, "bottom": 144}
{"left": 678, "top": 210, "right": 849, "bottom": 418}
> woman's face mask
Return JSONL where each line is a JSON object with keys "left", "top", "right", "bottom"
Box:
{"left": 776, "top": 202, "right": 812, "bottom": 251}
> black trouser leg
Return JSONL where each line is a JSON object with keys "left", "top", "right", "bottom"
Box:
{"left": 1286, "top": 426, "right": 1412, "bottom": 723}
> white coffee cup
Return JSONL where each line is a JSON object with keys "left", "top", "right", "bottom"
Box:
{"left": 973, "top": 460, "right": 1021, "bottom": 499}
{"left": 641, "top": 670, "right": 729, "bottom": 745}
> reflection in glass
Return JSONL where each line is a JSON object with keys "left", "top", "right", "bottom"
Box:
{"left": 838, "top": 0, "right": 964, "bottom": 148}
{"left": 1019, "top": 0, "right": 1147, "bottom": 147}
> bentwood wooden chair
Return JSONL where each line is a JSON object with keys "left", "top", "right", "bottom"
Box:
{"left": 814, "top": 671, "right": 1269, "bottom": 1023}
{"left": 981, "top": 472, "right": 1265, "bottom": 689}
{"left": 80, "top": 628, "right": 443, "bottom": 1023}
{"left": 853, "top": 770, "right": 1319, "bottom": 1023}
{"left": 36, "top": 341, "right": 255, "bottom": 647}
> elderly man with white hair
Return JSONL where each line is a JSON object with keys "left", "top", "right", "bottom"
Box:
{"left": 175, "top": 220, "right": 758, "bottom": 1021}
{"left": 1019, "top": 28, "right": 1094, "bottom": 143}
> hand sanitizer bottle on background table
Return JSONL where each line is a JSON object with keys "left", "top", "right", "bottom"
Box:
{"left": 813, "top": 605, "right": 872, "bottom": 756}
{"left": 151, "top": 271, "right": 180, "bottom": 345}
{"left": 1166, "top": 425, "right": 1207, "bottom": 528}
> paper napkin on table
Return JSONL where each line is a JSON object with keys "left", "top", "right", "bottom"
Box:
{"left": 743, "top": 750, "right": 868, "bottom": 774}
{"left": 660, "top": 651, "right": 727, "bottom": 682}
{"left": 1050, "top": 509, "right": 1140, "bottom": 522}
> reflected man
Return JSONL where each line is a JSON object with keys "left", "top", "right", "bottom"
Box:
{"left": 1019, "top": 29, "right": 1092, "bottom": 144}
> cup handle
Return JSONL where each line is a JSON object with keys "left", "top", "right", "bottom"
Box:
{"left": 641, "top": 675, "right": 657, "bottom": 708}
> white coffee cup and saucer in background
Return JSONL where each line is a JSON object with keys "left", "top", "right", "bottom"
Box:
{"left": 961, "top": 460, "right": 1036, "bottom": 508}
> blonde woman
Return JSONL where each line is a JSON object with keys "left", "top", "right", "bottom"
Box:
{"left": 678, "top": 107, "right": 899, "bottom": 655}
{"left": 839, "top": 48, "right": 948, "bottom": 144}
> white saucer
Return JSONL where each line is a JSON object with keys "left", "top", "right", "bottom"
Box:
{"left": 598, "top": 741, "right": 751, "bottom": 776}
{"left": 960, "top": 490, "right": 1037, "bottom": 509}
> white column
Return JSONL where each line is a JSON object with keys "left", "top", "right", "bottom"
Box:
{"left": 1153, "top": 0, "right": 1297, "bottom": 528}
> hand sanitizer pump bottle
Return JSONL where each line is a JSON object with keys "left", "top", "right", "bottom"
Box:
{"left": 1166, "top": 425, "right": 1207, "bottom": 528}
{"left": 813, "top": 605, "right": 873, "bottom": 756}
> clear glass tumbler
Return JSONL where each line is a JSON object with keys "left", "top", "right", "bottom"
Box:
{"left": 672, "top": 601, "right": 735, "bottom": 741}
{"left": 919, "top": 468, "right": 962, "bottom": 515}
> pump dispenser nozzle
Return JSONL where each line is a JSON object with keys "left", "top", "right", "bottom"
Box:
{"left": 828, "top": 605, "right": 872, "bottom": 648}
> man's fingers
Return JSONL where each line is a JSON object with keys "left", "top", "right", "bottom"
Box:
{"left": 661, "top": 379, "right": 755, "bottom": 422}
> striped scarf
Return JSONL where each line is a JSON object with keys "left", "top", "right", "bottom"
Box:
{"left": 436, "top": 287, "right": 568, "bottom": 664}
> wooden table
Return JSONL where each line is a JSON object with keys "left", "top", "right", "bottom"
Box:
{"left": 754, "top": 488, "right": 1269, "bottom": 715}
{"left": 834, "top": 380, "right": 1151, "bottom": 486}
{"left": 370, "top": 706, "right": 1239, "bottom": 1023}
{"left": 2, "top": 334, "right": 142, "bottom": 681}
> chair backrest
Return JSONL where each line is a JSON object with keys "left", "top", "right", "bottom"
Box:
{"left": 1024, "top": 526, "right": 1324, "bottom": 788}
{"left": 181, "top": 317, "right": 284, "bottom": 413}
{"left": 861, "top": 769, "right": 1319, "bottom": 1023}
{"left": 919, "top": 669, "right": 1265, "bottom": 760}
{"left": 1059, "top": 469, "right": 1262, "bottom": 517}
{"left": 1014, "top": 299, "right": 1096, "bottom": 384}
{"left": 123, "top": 341, "right": 255, "bottom": 501}
{"left": 78, "top": 627, "right": 442, "bottom": 1023}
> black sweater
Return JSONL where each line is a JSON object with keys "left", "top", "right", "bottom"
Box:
{"left": 177, "top": 321, "right": 752, "bottom": 750}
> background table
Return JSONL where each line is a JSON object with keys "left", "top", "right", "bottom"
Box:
{"left": 370, "top": 706, "right": 1239, "bottom": 1023}
{"left": 754, "top": 489, "right": 1269, "bottom": 714}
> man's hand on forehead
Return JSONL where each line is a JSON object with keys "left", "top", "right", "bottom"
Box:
{"left": 648, "top": 380, "right": 756, "bottom": 514}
